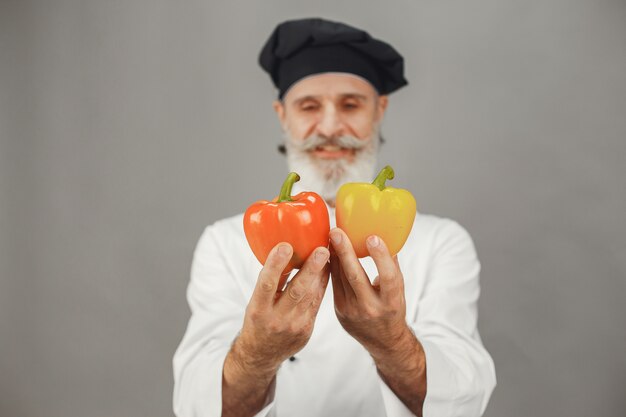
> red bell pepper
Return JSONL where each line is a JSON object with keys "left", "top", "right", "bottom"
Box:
{"left": 244, "top": 172, "right": 330, "bottom": 278}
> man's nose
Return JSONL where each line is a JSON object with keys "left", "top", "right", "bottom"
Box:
{"left": 315, "top": 105, "right": 344, "bottom": 138}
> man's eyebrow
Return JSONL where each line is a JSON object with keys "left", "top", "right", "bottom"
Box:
{"left": 339, "top": 93, "right": 368, "bottom": 101}
{"left": 292, "top": 95, "right": 321, "bottom": 106}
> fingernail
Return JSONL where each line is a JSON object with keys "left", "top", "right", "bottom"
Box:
{"left": 367, "top": 235, "right": 380, "bottom": 248}
{"left": 315, "top": 249, "right": 329, "bottom": 264}
{"left": 330, "top": 232, "right": 342, "bottom": 245}
{"left": 277, "top": 244, "right": 291, "bottom": 258}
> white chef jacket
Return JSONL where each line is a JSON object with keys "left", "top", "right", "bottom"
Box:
{"left": 173, "top": 208, "right": 496, "bottom": 417}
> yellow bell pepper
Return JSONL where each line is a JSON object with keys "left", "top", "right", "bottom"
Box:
{"left": 335, "top": 165, "right": 417, "bottom": 258}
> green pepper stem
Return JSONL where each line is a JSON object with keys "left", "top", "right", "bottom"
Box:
{"left": 372, "top": 165, "right": 395, "bottom": 190}
{"left": 277, "top": 172, "right": 301, "bottom": 202}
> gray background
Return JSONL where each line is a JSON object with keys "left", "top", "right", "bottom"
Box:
{"left": 1, "top": 1, "right": 625, "bottom": 416}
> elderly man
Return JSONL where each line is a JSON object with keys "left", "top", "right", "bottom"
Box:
{"left": 173, "top": 18, "right": 496, "bottom": 417}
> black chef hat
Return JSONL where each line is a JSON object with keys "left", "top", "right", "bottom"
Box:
{"left": 259, "top": 18, "right": 408, "bottom": 99}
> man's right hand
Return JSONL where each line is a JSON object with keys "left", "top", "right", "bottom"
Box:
{"left": 222, "top": 242, "right": 330, "bottom": 417}
{"left": 238, "top": 242, "right": 330, "bottom": 368}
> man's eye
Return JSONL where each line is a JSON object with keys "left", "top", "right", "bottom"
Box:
{"left": 343, "top": 102, "right": 359, "bottom": 110}
{"left": 301, "top": 105, "right": 319, "bottom": 111}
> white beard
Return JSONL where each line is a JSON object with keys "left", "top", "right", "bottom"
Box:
{"left": 284, "top": 127, "right": 380, "bottom": 206}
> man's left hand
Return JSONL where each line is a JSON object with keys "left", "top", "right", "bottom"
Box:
{"left": 328, "top": 227, "right": 411, "bottom": 358}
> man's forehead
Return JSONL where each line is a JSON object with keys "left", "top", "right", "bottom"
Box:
{"left": 283, "top": 73, "right": 379, "bottom": 103}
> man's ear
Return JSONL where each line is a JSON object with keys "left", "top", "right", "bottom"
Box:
{"left": 273, "top": 100, "right": 286, "bottom": 130}
{"left": 376, "top": 95, "right": 389, "bottom": 122}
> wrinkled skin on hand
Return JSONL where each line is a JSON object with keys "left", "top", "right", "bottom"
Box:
{"left": 328, "top": 228, "right": 411, "bottom": 358}
{"left": 235, "top": 242, "right": 331, "bottom": 372}
{"left": 328, "top": 227, "right": 427, "bottom": 416}
{"left": 222, "top": 243, "right": 331, "bottom": 417}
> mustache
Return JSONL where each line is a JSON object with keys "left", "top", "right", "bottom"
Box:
{"left": 296, "top": 134, "right": 368, "bottom": 151}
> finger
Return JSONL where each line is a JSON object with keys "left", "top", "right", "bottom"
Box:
{"left": 252, "top": 243, "right": 293, "bottom": 308}
{"left": 336, "top": 251, "right": 357, "bottom": 303}
{"left": 330, "top": 239, "right": 360, "bottom": 305}
{"left": 330, "top": 241, "right": 358, "bottom": 302}
{"left": 329, "top": 250, "right": 346, "bottom": 304}
{"left": 276, "top": 247, "right": 329, "bottom": 313}
{"left": 329, "top": 228, "right": 374, "bottom": 300}
{"left": 308, "top": 264, "right": 330, "bottom": 317}
{"left": 329, "top": 251, "right": 347, "bottom": 306}
{"left": 366, "top": 235, "right": 403, "bottom": 302}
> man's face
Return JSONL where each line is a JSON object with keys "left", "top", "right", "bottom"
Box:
{"left": 274, "top": 73, "right": 388, "bottom": 205}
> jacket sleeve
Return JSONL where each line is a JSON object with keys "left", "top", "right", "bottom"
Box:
{"left": 378, "top": 219, "right": 496, "bottom": 417}
{"left": 172, "top": 224, "right": 277, "bottom": 417}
